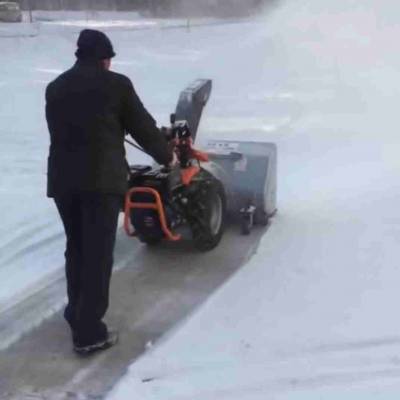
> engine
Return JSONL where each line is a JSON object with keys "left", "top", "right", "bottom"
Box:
{"left": 127, "top": 165, "right": 182, "bottom": 241}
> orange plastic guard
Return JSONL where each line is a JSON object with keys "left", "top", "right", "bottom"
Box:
{"left": 181, "top": 166, "right": 201, "bottom": 186}
{"left": 191, "top": 149, "right": 209, "bottom": 162}
{"left": 124, "top": 187, "right": 181, "bottom": 241}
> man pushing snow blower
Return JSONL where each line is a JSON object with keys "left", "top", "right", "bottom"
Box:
{"left": 45, "top": 29, "right": 175, "bottom": 355}
{"left": 46, "top": 29, "right": 277, "bottom": 356}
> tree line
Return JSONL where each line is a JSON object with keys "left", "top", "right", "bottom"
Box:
{"left": 18, "top": 0, "right": 269, "bottom": 15}
{"left": 18, "top": 0, "right": 149, "bottom": 11}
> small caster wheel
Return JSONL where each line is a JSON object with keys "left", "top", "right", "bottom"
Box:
{"left": 241, "top": 217, "right": 252, "bottom": 235}
{"left": 240, "top": 205, "right": 256, "bottom": 235}
{"left": 255, "top": 212, "right": 269, "bottom": 226}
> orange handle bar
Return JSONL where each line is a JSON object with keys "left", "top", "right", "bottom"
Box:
{"left": 192, "top": 149, "right": 209, "bottom": 162}
{"left": 124, "top": 187, "right": 181, "bottom": 242}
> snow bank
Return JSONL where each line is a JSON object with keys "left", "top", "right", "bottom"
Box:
{"left": 108, "top": 0, "right": 400, "bottom": 398}
{"left": 31, "top": 10, "right": 234, "bottom": 34}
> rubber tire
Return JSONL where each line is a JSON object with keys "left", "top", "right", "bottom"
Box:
{"left": 191, "top": 178, "right": 226, "bottom": 252}
{"left": 255, "top": 211, "right": 269, "bottom": 227}
{"left": 241, "top": 217, "right": 252, "bottom": 235}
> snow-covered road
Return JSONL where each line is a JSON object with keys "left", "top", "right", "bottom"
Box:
{"left": 0, "top": 225, "right": 266, "bottom": 399}
{"left": 108, "top": 1, "right": 400, "bottom": 398}
{"left": 2, "top": 0, "right": 400, "bottom": 398}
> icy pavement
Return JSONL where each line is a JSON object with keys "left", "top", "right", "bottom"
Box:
{"left": 108, "top": 0, "right": 400, "bottom": 398}
{"left": 0, "top": 226, "right": 266, "bottom": 399}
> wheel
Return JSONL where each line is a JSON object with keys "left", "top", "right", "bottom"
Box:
{"left": 189, "top": 177, "right": 226, "bottom": 251}
{"left": 241, "top": 216, "right": 252, "bottom": 235}
{"left": 255, "top": 211, "right": 269, "bottom": 226}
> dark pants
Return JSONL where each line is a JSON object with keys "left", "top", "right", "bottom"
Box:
{"left": 54, "top": 192, "right": 122, "bottom": 345}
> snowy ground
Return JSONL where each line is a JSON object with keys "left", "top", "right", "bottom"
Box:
{"left": 107, "top": 0, "right": 400, "bottom": 398}
{"left": 1, "top": 0, "right": 400, "bottom": 397}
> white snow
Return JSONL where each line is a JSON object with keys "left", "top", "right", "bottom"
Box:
{"left": 2, "top": 0, "right": 400, "bottom": 395}
{"left": 107, "top": 0, "right": 400, "bottom": 398}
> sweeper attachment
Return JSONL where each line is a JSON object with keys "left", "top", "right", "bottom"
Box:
{"left": 124, "top": 79, "right": 277, "bottom": 250}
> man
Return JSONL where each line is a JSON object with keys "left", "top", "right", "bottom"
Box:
{"left": 45, "top": 29, "right": 173, "bottom": 355}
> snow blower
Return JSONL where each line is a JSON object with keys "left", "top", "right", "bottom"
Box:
{"left": 124, "top": 79, "right": 277, "bottom": 251}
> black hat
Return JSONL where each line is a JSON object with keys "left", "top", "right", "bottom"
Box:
{"left": 75, "top": 29, "right": 116, "bottom": 60}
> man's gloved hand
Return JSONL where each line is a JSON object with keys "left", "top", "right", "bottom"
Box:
{"left": 161, "top": 126, "right": 173, "bottom": 141}
{"left": 161, "top": 126, "right": 179, "bottom": 167}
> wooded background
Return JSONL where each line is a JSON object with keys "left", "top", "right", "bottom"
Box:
{"left": 17, "top": 0, "right": 268, "bottom": 16}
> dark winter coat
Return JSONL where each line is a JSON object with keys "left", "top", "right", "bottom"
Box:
{"left": 45, "top": 60, "right": 172, "bottom": 197}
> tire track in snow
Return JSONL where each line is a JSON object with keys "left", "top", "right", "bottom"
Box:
{"left": 0, "top": 221, "right": 56, "bottom": 257}
{"left": 300, "top": 336, "right": 400, "bottom": 356}
{"left": 0, "top": 231, "right": 64, "bottom": 268}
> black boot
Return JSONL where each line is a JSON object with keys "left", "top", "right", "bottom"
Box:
{"left": 73, "top": 329, "right": 119, "bottom": 355}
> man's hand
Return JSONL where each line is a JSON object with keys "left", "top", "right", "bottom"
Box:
{"left": 161, "top": 126, "right": 173, "bottom": 141}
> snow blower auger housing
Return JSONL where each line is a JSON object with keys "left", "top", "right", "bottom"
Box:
{"left": 203, "top": 140, "right": 277, "bottom": 235}
{"left": 124, "top": 79, "right": 277, "bottom": 250}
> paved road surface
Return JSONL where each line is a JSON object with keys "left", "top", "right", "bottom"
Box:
{"left": 0, "top": 224, "right": 267, "bottom": 399}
